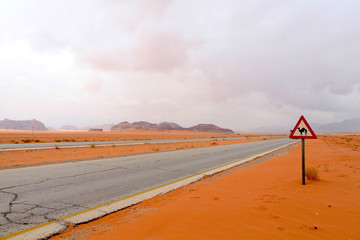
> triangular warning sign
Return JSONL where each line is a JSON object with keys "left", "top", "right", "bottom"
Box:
{"left": 289, "top": 115, "right": 317, "bottom": 139}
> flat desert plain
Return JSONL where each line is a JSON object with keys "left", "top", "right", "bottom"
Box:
{"left": 0, "top": 129, "right": 259, "bottom": 144}
{"left": 0, "top": 130, "right": 281, "bottom": 168}
{"left": 50, "top": 135, "right": 360, "bottom": 240}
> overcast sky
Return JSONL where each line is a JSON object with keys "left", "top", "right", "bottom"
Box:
{"left": 1, "top": 0, "right": 359, "bottom": 131}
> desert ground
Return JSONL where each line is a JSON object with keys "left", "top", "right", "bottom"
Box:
{"left": 0, "top": 130, "right": 282, "bottom": 169}
{"left": 0, "top": 129, "right": 262, "bottom": 144}
{"left": 1, "top": 131, "right": 359, "bottom": 239}
{"left": 47, "top": 134, "right": 360, "bottom": 240}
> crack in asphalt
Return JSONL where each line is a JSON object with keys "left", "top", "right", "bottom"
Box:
{"left": 0, "top": 165, "right": 133, "bottom": 194}
{"left": 0, "top": 160, "right": 193, "bottom": 229}
{"left": 0, "top": 197, "right": 88, "bottom": 228}
{"left": 53, "top": 201, "right": 87, "bottom": 210}
{"left": 0, "top": 153, "right": 230, "bottom": 231}
{"left": 0, "top": 178, "right": 51, "bottom": 192}
{"left": 1, "top": 190, "right": 18, "bottom": 225}
{"left": 76, "top": 161, "right": 136, "bottom": 171}
{"left": 51, "top": 164, "right": 136, "bottom": 181}
{"left": 0, "top": 163, "right": 140, "bottom": 231}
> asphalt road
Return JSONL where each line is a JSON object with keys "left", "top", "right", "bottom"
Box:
{"left": 0, "top": 136, "right": 280, "bottom": 151}
{"left": 0, "top": 138, "right": 295, "bottom": 237}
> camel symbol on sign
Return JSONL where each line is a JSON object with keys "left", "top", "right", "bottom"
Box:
{"left": 298, "top": 127, "right": 307, "bottom": 136}
{"left": 289, "top": 115, "right": 317, "bottom": 139}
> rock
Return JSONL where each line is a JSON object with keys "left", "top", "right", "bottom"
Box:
{"left": 88, "top": 128, "right": 103, "bottom": 132}
{"left": 188, "top": 124, "right": 234, "bottom": 134}
{"left": 0, "top": 119, "right": 47, "bottom": 131}
{"left": 111, "top": 121, "right": 234, "bottom": 134}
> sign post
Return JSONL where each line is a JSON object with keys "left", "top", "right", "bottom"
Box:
{"left": 289, "top": 115, "right": 317, "bottom": 185}
{"left": 301, "top": 139, "right": 305, "bottom": 185}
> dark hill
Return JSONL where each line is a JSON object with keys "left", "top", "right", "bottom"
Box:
{"left": 0, "top": 119, "right": 47, "bottom": 131}
{"left": 158, "top": 122, "right": 184, "bottom": 130}
{"left": 189, "top": 124, "right": 234, "bottom": 134}
{"left": 111, "top": 121, "right": 234, "bottom": 134}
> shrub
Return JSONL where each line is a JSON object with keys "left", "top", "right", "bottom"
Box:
{"left": 90, "top": 144, "right": 95, "bottom": 148}
{"left": 305, "top": 166, "right": 320, "bottom": 181}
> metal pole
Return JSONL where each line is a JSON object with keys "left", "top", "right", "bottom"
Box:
{"left": 302, "top": 139, "right": 305, "bottom": 185}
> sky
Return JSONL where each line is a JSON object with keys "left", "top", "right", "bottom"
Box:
{"left": 0, "top": 0, "right": 359, "bottom": 131}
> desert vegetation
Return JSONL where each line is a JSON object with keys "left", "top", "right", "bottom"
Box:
{"left": 305, "top": 166, "right": 320, "bottom": 181}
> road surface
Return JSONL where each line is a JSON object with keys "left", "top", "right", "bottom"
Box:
{"left": 0, "top": 136, "right": 278, "bottom": 151}
{"left": 0, "top": 138, "right": 296, "bottom": 238}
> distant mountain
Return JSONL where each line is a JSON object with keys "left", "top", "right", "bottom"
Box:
{"left": 111, "top": 121, "right": 177, "bottom": 131}
{"left": 251, "top": 117, "right": 360, "bottom": 134}
{"left": 188, "top": 124, "right": 234, "bottom": 134}
{"left": 94, "top": 124, "right": 114, "bottom": 131}
{"left": 60, "top": 125, "right": 79, "bottom": 130}
{"left": 158, "top": 122, "right": 183, "bottom": 130}
{"left": 80, "top": 124, "right": 114, "bottom": 131}
{"left": 0, "top": 119, "right": 47, "bottom": 131}
{"left": 132, "top": 121, "right": 161, "bottom": 130}
{"left": 317, "top": 118, "right": 360, "bottom": 133}
{"left": 111, "top": 121, "right": 134, "bottom": 130}
{"left": 79, "top": 125, "right": 93, "bottom": 131}
{"left": 111, "top": 121, "right": 234, "bottom": 134}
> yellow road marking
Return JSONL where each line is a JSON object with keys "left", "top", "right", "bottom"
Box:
{"left": 1, "top": 222, "right": 55, "bottom": 240}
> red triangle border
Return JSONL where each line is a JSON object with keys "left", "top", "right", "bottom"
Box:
{"left": 289, "top": 115, "right": 317, "bottom": 139}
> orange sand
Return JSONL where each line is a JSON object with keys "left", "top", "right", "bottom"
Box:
{"left": 51, "top": 136, "right": 360, "bottom": 240}
{"left": 0, "top": 130, "right": 269, "bottom": 144}
{"left": 0, "top": 138, "right": 279, "bottom": 169}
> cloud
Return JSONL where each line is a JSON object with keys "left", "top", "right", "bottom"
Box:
{"left": 81, "top": 79, "right": 103, "bottom": 94}
{"left": 133, "top": 28, "right": 191, "bottom": 71}
{"left": 84, "top": 28, "right": 194, "bottom": 72}
{"left": 1, "top": 0, "right": 360, "bottom": 130}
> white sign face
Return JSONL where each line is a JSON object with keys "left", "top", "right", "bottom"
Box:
{"left": 291, "top": 120, "right": 313, "bottom": 137}
{"left": 289, "top": 115, "right": 317, "bottom": 139}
